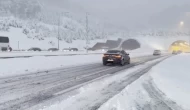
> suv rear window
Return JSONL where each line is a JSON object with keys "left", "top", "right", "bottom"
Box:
{"left": 154, "top": 50, "right": 160, "bottom": 52}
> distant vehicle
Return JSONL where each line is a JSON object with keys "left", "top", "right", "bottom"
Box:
{"left": 63, "top": 48, "right": 78, "bottom": 51}
{"left": 172, "top": 50, "right": 177, "bottom": 54}
{"left": 70, "top": 48, "right": 78, "bottom": 51}
{"left": 101, "top": 47, "right": 109, "bottom": 52}
{"left": 177, "top": 50, "right": 182, "bottom": 54}
{"left": 87, "top": 48, "right": 94, "bottom": 51}
{"left": 28, "top": 47, "right": 42, "bottom": 51}
{"left": 48, "top": 48, "right": 59, "bottom": 52}
{"left": 153, "top": 50, "right": 161, "bottom": 55}
{"left": 102, "top": 50, "right": 130, "bottom": 66}
{"left": 0, "top": 36, "right": 10, "bottom": 51}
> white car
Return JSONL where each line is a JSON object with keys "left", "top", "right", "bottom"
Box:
{"left": 153, "top": 50, "right": 161, "bottom": 55}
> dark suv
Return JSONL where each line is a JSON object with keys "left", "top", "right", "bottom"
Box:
{"left": 102, "top": 50, "right": 130, "bottom": 66}
{"left": 28, "top": 47, "right": 42, "bottom": 51}
{"left": 63, "top": 48, "right": 78, "bottom": 51}
{"left": 48, "top": 48, "right": 59, "bottom": 51}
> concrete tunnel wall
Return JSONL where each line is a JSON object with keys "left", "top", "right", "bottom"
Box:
{"left": 121, "top": 39, "right": 141, "bottom": 50}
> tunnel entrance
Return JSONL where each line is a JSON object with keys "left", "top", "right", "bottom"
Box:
{"left": 169, "top": 40, "right": 190, "bottom": 52}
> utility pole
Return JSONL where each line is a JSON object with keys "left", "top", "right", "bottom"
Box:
{"left": 18, "top": 41, "right": 20, "bottom": 50}
{"left": 189, "top": 32, "right": 190, "bottom": 50}
{"left": 86, "top": 12, "right": 89, "bottom": 53}
{"left": 58, "top": 13, "right": 60, "bottom": 50}
{"left": 189, "top": 30, "right": 190, "bottom": 47}
{"left": 189, "top": 35, "right": 190, "bottom": 47}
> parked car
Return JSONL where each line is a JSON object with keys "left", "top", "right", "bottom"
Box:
{"left": 153, "top": 50, "right": 161, "bottom": 55}
{"left": 70, "top": 48, "right": 78, "bottom": 51}
{"left": 63, "top": 48, "right": 78, "bottom": 51}
{"left": 102, "top": 50, "right": 130, "bottom": 66}
{"left": 87, "top": 48, "right": 94, "bottom": 51}
{"left": 48, "top": 48, "right": 59, "bottom": 52}
{"left": 28, "top": 47, "right": 42, "bottom": 51}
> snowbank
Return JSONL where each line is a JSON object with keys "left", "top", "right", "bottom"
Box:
{"left": 151, "top": 53, "right": 190, "bottom": 110}
{"left": 0, "top": 51, "right": 102, "bottom": 58}
{"left": 0, "top": 54, "right": 102, "bottom": 78}
{"left": 98, "top": 74, "right": 151, "bottom": 110}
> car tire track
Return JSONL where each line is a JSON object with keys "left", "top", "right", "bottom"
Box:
{"left": 142, "top": 80, "right": 184, "bottom": 110}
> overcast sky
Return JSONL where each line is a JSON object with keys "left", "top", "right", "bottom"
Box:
{"left": 42, "top": 0, "right": 190, "bottom": 30}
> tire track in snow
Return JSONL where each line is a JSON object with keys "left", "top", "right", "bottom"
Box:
{"left": 142, "top": 80, "right": 184, "bottom": 110}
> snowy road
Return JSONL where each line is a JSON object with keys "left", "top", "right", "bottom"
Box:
{"left": 0, "top": 55, "right": 168, "bottom": 110}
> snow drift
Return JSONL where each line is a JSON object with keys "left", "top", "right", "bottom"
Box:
{"left": 151, "top": 54, "right": 190, "bottom": 110}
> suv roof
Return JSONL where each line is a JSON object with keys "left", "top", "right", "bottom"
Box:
{"left": 154, "top": 50, "right": 161, "bottom": 51}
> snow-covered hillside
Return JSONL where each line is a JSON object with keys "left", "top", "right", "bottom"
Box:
{"left": 0, "top": 17, "right": 104, "bottom": 50}
{"left": 0, "top": 26, "right": 104, "bottom": 50}
{"left": 0, "top": 0, "right": 110, "bottom": 50}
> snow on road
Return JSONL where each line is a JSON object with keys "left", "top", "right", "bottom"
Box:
{"left": 99, "top": 53, "right": 190, "bottom": 110}
{"left": 0, "top": 51, "right": 152, "bottom": 78}
{"left": 38, "top": 56, "right": 166, "bottom": 110}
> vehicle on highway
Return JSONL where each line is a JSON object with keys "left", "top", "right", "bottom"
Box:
{"left": 172, "top": 50, "right": 182, "bottom": 55}
{"left": 172, "top": 50, "right": 177, "bottom": 54}
{"left": 28, "top": 47, "right": 42, "bottom": 51}
{"left": 101, "top": 46, "right": 109, "bottom": 52}
{"left": 177, "top": 50, "right": 182, "bottom": 54}
{"left": 48, "top": 48, "right": 59, "bottom": 52}
{"left": 153, "top": 50, "right": 161, "bottom": 55}
{"left": 87, "top": 48, "right": 94, "bottom": 51}
{"left": 63, "top": 48, "right": 78, "bottom": 51}
{"left": 102, "top": 50, "right": 130, "bottom": 66}
{"left": 0, "top": 36, "right": 10, "bottom": 51}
